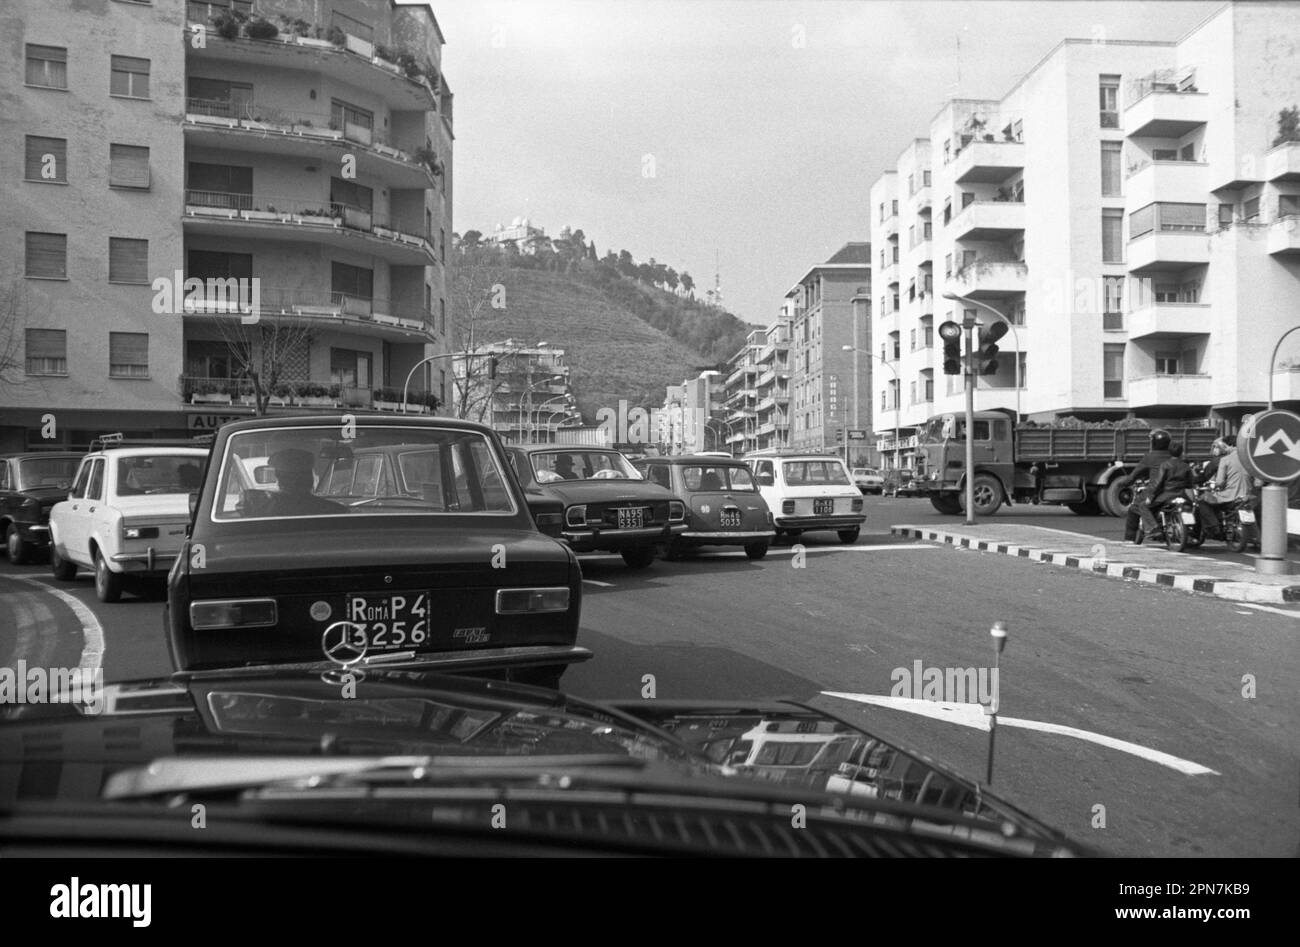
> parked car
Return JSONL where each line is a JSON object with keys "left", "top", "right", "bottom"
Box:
{"left": 851, "top": 467, "right": 885, "bottom": 495}
{"left": 0, "top": 667, "right": 1089, "bottom": 857}
{"left": 167, "top": 415, "right": 588, "bottom": 688}
{"left": 0, "top": 452, "right": 83, "bottom": 563}
{"left": 508, "top": 445, "right": 686, "bottom": 568}
{"left": 48, "top": 441, "right": 209, "bottom": 602}
{"left": 883, "top": 467, "right": 921, "bottom": 497}
{"left": 742, "top": 451, "right": 865, "bottom": 543}
{"left": 633, "top": 455, "right": 775, "bottom": 559}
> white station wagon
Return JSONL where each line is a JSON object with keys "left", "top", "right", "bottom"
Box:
{"left": 743, "top": 452, "right": 865, "bottom": 544}
{"left": 49, "top": 440, "right": 208, "bottom": 602}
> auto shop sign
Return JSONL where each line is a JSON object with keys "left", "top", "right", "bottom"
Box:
{"left": 187, "top": 413, "right": 243, "bottom": 431}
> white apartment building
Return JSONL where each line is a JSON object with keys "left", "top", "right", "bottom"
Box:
{"left": 868, "top": 0, "right": 1300, "bottom": 456}
{"left": 753, "top": 316, "right": 793, "bottom": 451}
{"left": 721, "top": 329, "right": 764, "bottom": 455}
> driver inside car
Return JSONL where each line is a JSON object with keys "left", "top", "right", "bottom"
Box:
{"left": 266, "top": 448, "right": 346, "bottom": 516}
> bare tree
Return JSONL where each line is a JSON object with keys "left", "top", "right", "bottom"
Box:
{"left": 447, "top": 246, "right": 521, "bottom": 422}
{"left": 0, "top": 278, "right": 29, "bottom": 393}
{"left": 209, "top": 312, "right": 316, "bottom": 416}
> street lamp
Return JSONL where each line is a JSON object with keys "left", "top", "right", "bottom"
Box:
{"left": 843, "top": 345, "right": 899, "bottom": 470}
{"left": 538, "top": 409, "right": 582, "bottom": 443}
{"left": 519, "top": 374, "right": 565, "bottom": 444}
{"left": 1267, "top": 324, "right": 1300, "bottom": 409}
{"left": 401, "top": 351, "right": 478, "bottom": 414}
{"left": 942, "top": 292, "right": 1021, "bottom": 422}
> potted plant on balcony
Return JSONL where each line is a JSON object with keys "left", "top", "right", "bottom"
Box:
{"left": 372, "top": 387, "right": 401, "bottom": 411}
{"left": 294, "top": 381, "right": 334, "bottom": 406}
{"left": 1274, "top": 106, "right": 1300, "bottom": 148}
{"left": 213, "top": 11, "right": 242, "bottom": 40}
{"left": 326, "top": 25, "right": 346, "bottom": 47}
{"left": 192, "top": 380, "right": 233, "bottom": 406}
{"left": 244, "top": 17, "right": 279, "bottom": 41}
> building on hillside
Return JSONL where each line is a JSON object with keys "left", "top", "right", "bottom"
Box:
{"left": 786, "top": 243, "right": 874, "bottom": 460}
{"left": 0, "top": 0, "right": 454, "bottom": 452}
{"left": 488, "top": 216, "right": 546, "bottom": 253}
{"left": 451, "top": 340, "right": 575, "bottom": 444}
{"left": 868, "top": 0, "right": 1300, "bottom": 465}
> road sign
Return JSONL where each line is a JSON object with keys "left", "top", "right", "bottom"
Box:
{"left": 1238, "top": 409, "right": 1300, "bottom": 484}
{"left": 847, "top": 430, "right": 866, "bottom": 440}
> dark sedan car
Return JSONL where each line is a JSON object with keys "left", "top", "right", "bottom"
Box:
{"left": 166, "top": 415, "right": 588, "bottom": 688}
{"left": 634, "top": 455, "right": 774, "bottom": 560}
{"left": 508, "top": 446, "right": 686, "bottom": 568}
{"left": 0, "top": 452, "right": 83, "bottom": 563}
{"left": 0, "top": 669, "right": 1087, "bottom": 858}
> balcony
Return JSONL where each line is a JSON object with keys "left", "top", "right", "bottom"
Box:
{"left": 184, "top": 99, "right": 438, "bottom": 190}
{"left": 183, "top": 9, "right": 439, "bottom": 112}
{"left": 951, "top": 200, "right": 1025, "bottom": 242}
{"left": 1268, "top": 216, "right": 1300, "bottom": 256}
{"left": 1125, "top": 160, "right": 1206, "bottom": 209}
{"left": 951, "top": 140, "right": 1025, "bottom": 185}
{"left": 1127, "top": 232, "right": 1209, "bottom": 275}
{"left": 1125, "top": 302, "right": 1212, "bottom": 340}
{"left": 949, "top": 259, "right": 1027, "bottom": 299}
{"left": 913, "top": 184, "right": 931, "bottom": 212}
{"left": 1124, "top": 89, "right": 1208, "bottom": 139}
{"left": 183, "top": 191, "right": 435, "bottom": 266}
{"left": 183, "top": 286, "right": 434, "bottom": 340}
{"left": 1267, "top": 142, "right": 1300, "bottom": 182}
{"left": 882, "top": 213, "right": 898, "bottom": 239}
{"left": 1126, "top": 373, "right": 1211, "bottom": 408}
{"left": 180, "top": 376, "right": 440, "bottom": 412}
{"left": 1272, "top": 367, "right": 1300, "bottom": 403}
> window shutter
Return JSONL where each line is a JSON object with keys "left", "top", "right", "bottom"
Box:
{"left": 110, "top": 144, "right": 150, "bottom": 188}
{"left": 25, "top": 232, "right": 67, "bottom": 278}
{"left": 25, "top": 136, "right": 67, "bottom": 181}
{"left": 109, "top": 238, "right": 149, "bottom": 283}
{"left": 26, "top": 329, "right": 66, "bottom": 360}
{"left": 109, "top": 332, "right": 149, "bottom": 373}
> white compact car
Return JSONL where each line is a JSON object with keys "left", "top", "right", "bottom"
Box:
{"left": 49, "top": 442, "right": 208, "bottom": 601}
{"left": 743, "top": 452, "right": 865, "bottom": 543}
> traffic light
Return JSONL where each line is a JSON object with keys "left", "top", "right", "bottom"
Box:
{"left": 487, "top": 356, "right": 498, "bottom": 380}
{"left": 974, "top": 320, "right": 1008, "bottom": 376}
{"left": 939, "top": 321, "right": 963, "bottom": 375}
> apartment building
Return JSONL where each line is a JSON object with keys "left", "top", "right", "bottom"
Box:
{"left": 451, "top": 340, "right": 574, "bottom": 444}
{"left": 1, "top": 0, "right": 452, "bottom": 451}
{"left": 868, "top": 0, "right": 1300, "bottom": 459}
{"left": 786, "top": 243, "right": 873, "bottom": 457}
{"left": 753, "top": 315, "right": 793, "bottom": 451}
{"left": 721, "top": 329, "right": 764, "bottom": 455}
{"left": 660, "top": 370, "right": 725, "bottom": 454}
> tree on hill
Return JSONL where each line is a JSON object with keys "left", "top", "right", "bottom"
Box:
{"left": 680, "top": 272, "right": 695, "bottom": 297}
{"left": 459, "top": 229, "right": 483, "bottom": 249}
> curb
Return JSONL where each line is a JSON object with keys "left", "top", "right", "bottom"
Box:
{"left": 890, "top": 526, "right": 1300, "bottom": 605}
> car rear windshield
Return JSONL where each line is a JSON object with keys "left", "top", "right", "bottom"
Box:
{"left": 213, "top": 426, "right": 516, "bottom": 520}
{"left": 531, "top": 450, "right": 642, "bottom": 482}
{"left": 682, "top": 465, "right": 756, "bottom": 492}
{"left": 116, "top": 455, "right": 204, "bottom": 495}
{"left": 17, "top": 457, "right": 79, "bottom": 490}
{"left": 782, "top": 460, "right": 853, "bottom": 486}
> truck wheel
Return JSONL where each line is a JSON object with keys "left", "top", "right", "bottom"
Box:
{"left": 930, "top": 495, "right": 962, "bottom": 515}
{"left": 620, "top": 546, "right": 656, "bottom": 569}
{"left": 961, "top": 475, "right": 1003, "bottom": 516}
{"left": 1103, "top": 478, "right": 1134, "bottom": 518}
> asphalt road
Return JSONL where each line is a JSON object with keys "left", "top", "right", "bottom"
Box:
{"left": 2, "top": 495, "right": 1296, "bottom": 858}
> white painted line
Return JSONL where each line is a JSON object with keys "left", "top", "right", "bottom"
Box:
{"left": 823, "top": 691, "right": 1219, "bottom": 776}
{"left": 1237, "top": 602, "right": 1300, "bottom": 619}
{"left": 581, "top": 579, "right": 615, "bottom": 588}
{"left": 1, "top": 575, "right": 105, "bottom": 673}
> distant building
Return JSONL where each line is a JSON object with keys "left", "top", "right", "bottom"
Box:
{"left": 488, "top": 216, "right": 546, "bottom": 253}
{"left": 660, "top": 371, "right": 725, "bottom": 454}
{"left": 452, "top": 340, "right": 575, "bottom": 444}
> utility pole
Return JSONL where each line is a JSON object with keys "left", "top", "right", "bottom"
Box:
{"left": 964, "top": 314, "right": 978, "bottom": 525}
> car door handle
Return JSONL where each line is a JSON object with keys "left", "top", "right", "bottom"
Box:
{"left": 88, "top": 506, "right": 95, "bottom": 513}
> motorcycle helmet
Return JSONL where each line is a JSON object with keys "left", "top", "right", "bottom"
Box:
{"left": 1150, "top": 429, "right": 1171, "bottom": 450}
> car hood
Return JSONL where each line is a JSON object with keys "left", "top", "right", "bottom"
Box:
{"left": 0, "top": 671, "right": 1084, "bottom": 856}
{"left": 533, "top": 480, "right": 678, "bottom": 506}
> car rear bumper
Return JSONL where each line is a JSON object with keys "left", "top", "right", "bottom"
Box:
{"left": 680, "top": 530, "right": 775, "bottom": 543}
{"left": 174, "top": 644, "right": 594, "bottom": 681}
{"left": 14, "top": 522, "right": 51, "bottom": 545}
{"left": 774, "top": 515, "right": 866, "bottom": 530}
{"left": 111, "top": 549, "right": 179, "bottom": 573}
{"left": 563, "top": 523, "right": 687, "bottom": 551}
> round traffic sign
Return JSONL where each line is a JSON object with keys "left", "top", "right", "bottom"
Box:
{"left": 1238, "top": 409, "right": 1300, "bottom": 484}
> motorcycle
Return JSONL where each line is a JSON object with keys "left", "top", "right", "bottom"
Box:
{"left": 1135, "top": 488, "right": 1200, "bottom": 551}
{"left": 1196, "top": 487, "right": 1259, "bottom": 553}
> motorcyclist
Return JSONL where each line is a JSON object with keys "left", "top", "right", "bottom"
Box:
{"left": 1195, "top": 436, "right": 1253, "bottom": 540}
{"left": 1121, "top": 429, "right": 1172, "bottom": 542}
{"left": 1138, "top": 443, "right": 1194, "bottom": 541}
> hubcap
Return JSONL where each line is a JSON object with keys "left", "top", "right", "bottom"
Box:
{"left": 6, "top": 529, "right": 17, "bottom": 558}
{"left": 96, "top": 556, "right": 107, "bottom": 591}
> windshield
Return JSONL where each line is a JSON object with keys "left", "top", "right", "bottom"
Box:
{"left": 531, "top": 450, "right": 642, "bottom": 482}
{"left": 16, "top": 457, "right": 79, "bottom": 490}
{"left": 116, "top": 455, "right": 204, "bottom": 495}
{"left": 213, "top": 426, "right": 515, "bottom": 519}
{"left": 781, "top": 459, "right": 853, "bottom": 486}
{"left": 921, "top": 418, "right": 950, "bottom": 443}
{"left": 682, "top": 465, "right": 756, "bottom": 491}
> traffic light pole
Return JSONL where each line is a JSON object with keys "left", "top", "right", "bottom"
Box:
{"left": 964, "top": 319, "right": 977, "bottom": 525}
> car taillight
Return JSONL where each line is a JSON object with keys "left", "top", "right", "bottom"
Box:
{"left": 496, "top": 587, "right": 571, "bottom": 614}
{"left": 565, "top": 505, "right": 587, "bottom": 528}
{"left": 782, "top": 500, "right": 795, "bottom": 515}
{"left": 851, "top": 497, "right": 863, "bottom": 512}
{"left": 534, "top": 512, "right": 563, "bottom": 531}
{"left": 669, "top": 501, "right": 686, "bottom": 521}
{"left": 189, "top": 598, "right": 278, "bottom": 630}
{"left": 123, "top": 525, "right": 160, "bottom": 540}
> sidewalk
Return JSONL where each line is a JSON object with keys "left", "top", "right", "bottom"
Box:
{"left": 890, "top": 522, "right": 1300, "bottom": 605}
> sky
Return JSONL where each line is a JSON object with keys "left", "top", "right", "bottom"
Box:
{"left": 421, "top": 0, "right": 1221, "bottom": 328}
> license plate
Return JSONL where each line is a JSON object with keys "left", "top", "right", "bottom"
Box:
{"left": 616, "top": 507, "right": 644, "bottom": 529}
{"left": 1181, "top": 511, "right": 1197, "bottom": 524}
{"left": 720, "top": 509, "right": 741, "bottom": 528}
{"left": 814, "top": 498, "right": 834, "bottom": 515}
{"left": 1238, "top": 510, "right": 1255, "bottom": 524}
{"left": 344, "top": 593, "right": 430, "bottom": 651}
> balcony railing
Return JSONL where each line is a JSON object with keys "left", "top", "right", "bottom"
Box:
{"left": 180, "top": 375, "right": 440, "bottom": 411}
{"left": 182, "top": 285, "right": 432, "bottom": 331}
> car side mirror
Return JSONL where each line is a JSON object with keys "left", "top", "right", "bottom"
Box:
{"left": 189, "top": 491, "right": 199, "bottom": 518}
{"left": 757, "top": 472, "right": 774, "bottom": 486}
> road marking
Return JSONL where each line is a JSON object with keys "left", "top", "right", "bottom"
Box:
{"left": 822, "top": 691, "right": 1219, "bottom": 776}
{"left": 1236, "top": 602, "right": 1300, "bottom": 619}
{"left": 582, "top": 578, "right": 615, "bottom": 587}
{"left": 696, "top": 544, "right": 938, "bottom": 559}
{"left": 1, "top": 575, "right": 105, "bottom": 673}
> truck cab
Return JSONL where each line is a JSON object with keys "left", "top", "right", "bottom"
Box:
{"left": 914, "top": 411, "right": 1016, "bottom": 515}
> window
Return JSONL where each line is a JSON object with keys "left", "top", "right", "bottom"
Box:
{"left": 944, "top": 253, "right": 952, "bottom": 278}
{"left": 86, "top": 460, "right": 105, "bottom": 502}
{"left": 1180, "top": 142, "right": 1196, "bottom": 162}
{"left": 878, "top": 202, "right": 885, "bottom": 222}
{"left": 25, "top": 329, "right": 67, "bottom": 375}
{"left": 891, "top": 200, "right": 898, "bottom": 215}
{"left": 1104, "top": 276, "right": 1125, "bottom": 316}
{"left": 110, "top": 55, "right": 150, "bottom": 98}
{"left": 961, "top": 191, "right": 974, "bottom": 208}
{"left": 1103, "top": 344, "right": 1125, "bottom": 398}
{"left": 25, "top": 232, "right": 67, "bottom": 279}
{"left": 187, "top": 162, "right": 252, "bottom": 208}
{"left": 923, "top": 221, "right": 932, "bottom": 240}
{"left": 439, "top": 298, "right": 446, "bottom": 335}
{"left": 943, "top": 198, "right": 951, "bottom": 224}
{"left": 109, "top": 144, "right": 150, "bottom": 189}
{"left": 923, "top": 324, "right": 934, "bottom": 348}
{"left": 1102, "top": 209, "right": 1124, "bottom": 262}
{"left": 109, "top": 332, "right": 149, "bottom": 377}
{"left": 187, "top": 76, "right": 253, "bottom": 115}
{"left": 1281, "top": 194, "right": 1300, "bottom": 218}
{"left": 1154, "top": 350, "right": 1193, "bottom": 375}
{"left": 1243, "top": 197, "right": 1260, "bottom": 222}
{"left": 1008, "top": 298, "right": 1027, "bottom": 326}
{"left": 908, "top": 174, "right": 915, "bottom": 196}
{"left": 24, "top": 136, "right": 67, "bottom": 183}
{"left": 186, "top": 340, "right": 232, "bottom": 379}
{"left": 441, "top": 228, "right": 446, "bottom": 263}
{"left": 891, "top": 246, "right": 899, "bottom": 264}
{"left": 909, "top": 328, "right": 917, "bottom": 351}
{"left": 25, "top": 44, "right": 67, "bottom": 89}
{"left": 923, "top": 170, "right": 931, "bottom": 187}
{"left": 1218, "top": 202, "right": 1235, "bottom": 227}
{"left": 908, "top": 225, "right": 915, "bottom": 248}
{"left": 1153, "top": 280, "right": 1200, "bottom": 303}
{"left": 331, "top": 262, "right": 374, "bottom": 302}
{"left": 1153, "top": 148, "right": 1179, "bottom": 161}
{"left": 1099, "top": 75, "right": 1120, "bottom": 127}
{"left": 1130, "top": 202, "right": 1206, "bottom": 237}
{"left": 330, "top": 99, "right": 374, "bottom": 144}
{"left": 109, "top": 238, "right": 149, "bottom": 284}
{"left": 188, "top": 249, "right": 252, "bottom": 280}
{"left": 330, "top": 348, "right": 372, "bottom": 390}
{"left": 924, "top": 377, "right": 934, "bottom": 401}
{"left": 879, "top": 248, "right": 884, "bottom": 268}
{"left": 1101, "top": 142, "right": 1122, "bottom": 197}
{"left": 943, "top": 140, "right": 951, "bottom": 163}
{"left": 330, "top": 176, "right": 373, "bottom": 212}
